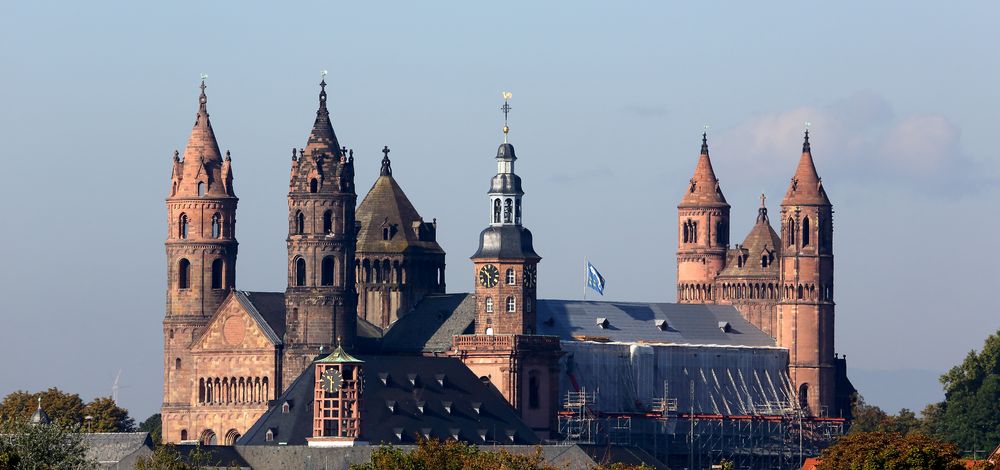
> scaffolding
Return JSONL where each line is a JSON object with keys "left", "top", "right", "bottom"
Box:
{"left": 558, "top": 380, "right": 845, "bottom": 470}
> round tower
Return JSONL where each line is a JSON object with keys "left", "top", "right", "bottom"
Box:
{"left": 676, "top": 133, "right": 730, "bottom": 303}
{"left": 283, "top": 78, "right": 358, "bottom": 390}
{"left": 163, "top": 80, "right": 238, "bottom": 437}
{"left": 778, "top": 129, "right": 836, "bottom": 416}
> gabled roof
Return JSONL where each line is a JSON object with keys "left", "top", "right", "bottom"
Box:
{"left": 239, "top": 355, "right": 538, "bottom": 446}
{"left": 356, "top": 171, "right": 443, "bottom": 255}
{"left": 380, "top": 294, "right": 476, "bottom": 353}
{"left": 234, "top": 291, "right": 286, "bottom": 345}
{"left": 535, "top": 299, "right": 776, "bottom": 347}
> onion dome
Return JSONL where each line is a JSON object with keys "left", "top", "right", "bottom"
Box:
{"left": 30, "top": 398, "right": 50, "bottom": 425}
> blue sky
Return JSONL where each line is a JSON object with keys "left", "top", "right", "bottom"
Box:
{"left": 1, "top": 1, "right": 997, "bottom": 420}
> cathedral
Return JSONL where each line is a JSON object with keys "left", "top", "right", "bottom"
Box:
{"left": 161, "top": 79, "right": 852, "bottom": 449}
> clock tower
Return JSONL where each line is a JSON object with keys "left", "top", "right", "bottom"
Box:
{"left": 308, "top": 344, "right": 365, "bottom": 447}
{"left": 454, "top": 94, "right": 561, "bottom": 439}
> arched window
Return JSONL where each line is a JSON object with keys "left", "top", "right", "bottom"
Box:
{"left": 200, "top": 429, "right": 217, "bottom": 446}
{"left": 504, "top": 198, "right": 513, "bottom": 223}
{"left": 295, "top": 211, "right": 305, "bottom": 235}
{"left": 179, "top": 214, "right": 189, "bottom": 239}
{"left": 525, "top": 297, "right": 532, "bottom": 313}
{"left": 295, "top": 258, "right": 306, "bottom": 286}
{"left": 797, "top": 284, "right": 804, "bottom": 299}
{"left": 716, "top": 220, "right": 727, "bottom": 245}
{"left": 382, "top": 227, "right": 390, "bottom": 240}
{"left": 175, "top": 358, "right": 181, "bottom": 370}
{"left": 485, "top": 327, "right": 494, "bottom": 335}
{"left": 682, "top": 223, "right": 689, "bottom": 243}
{"left": 691, "top": 221, "right": 698, "bottom": 243}
{"left": 506, "top": 296, "right": 516, "bottom": 312}
{"left": 321, "top": 256, "right": 334, "bottom": 286}
{"left": 180, "top": 429, "right": 188, "bottom": 441}
{"left": 197, "top": 182, "right": 205, "bottom": 197}
{"left": 265, "top": 429, "right": 274, "bottom": 442}
{"left": 798, "top": 383, "right": 810, "bottom": 410}
{"left": 485, "top": 297, "right": 494, "bottom": 313}
{"left": 169, "top": 329, "right": 174, "bottom": 339}
{"left": 323, "top": 210, "right": 333, "bottom": 233}
{"left": 211, "top": 213, "right": 221, "bottom": 239}
{"left": 178, "top": 259, "right": 190, "bottom": 289}
{"left": 310, "top": 179, "right": 318, "bottom": 193}
{"left": 493, "top": 199, "right": 501, "bottom": 224}
{"left": 802, "top": 217, "right": 811, "bottom": 247}
{"left": 363, "top": 259, "right": 371, "bottom": 283}
{"left": 515, "top": 199, "right": 522, "bottom": 224}
{"left": 787, "top": 218, "right": 796, "bottom": 246}
{"left": 528, "top": 371, "right": 540, "bottom": 410}
{"left": 506, "top": 268, "right": 516, "bottom": 285}
{"left": 211, "top": 259, "right": 224, "bottom": 289}
{"left": 761, "top": 254, "right": 769, "bottom": 268}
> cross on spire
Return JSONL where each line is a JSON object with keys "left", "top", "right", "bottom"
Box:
{"left": 198, "top": 75, "right": 208, "bottom": 106}
{"left": 760, "top": 193, "right": 766, "bottom": 207}
{"left": 501, "top": 91, "right": 512, "bottom": 143}
{"left": 380, "top": 145, "right": 392, "bottom": 176}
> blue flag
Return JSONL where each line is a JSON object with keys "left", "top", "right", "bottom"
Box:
{"left": 587, "top": 262, "right": 606, "bottom": 295}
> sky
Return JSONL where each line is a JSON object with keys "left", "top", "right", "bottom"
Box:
{"left": 1, "top": 1, "right": 998, "bottom": 421}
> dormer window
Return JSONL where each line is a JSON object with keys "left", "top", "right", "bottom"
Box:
{"left": 265, "top": 428, "right": 274, "bottom": 442}
{"left": 655, "top": 319, "right": 668, "bottom": 331}
{"left": 281, "top": 402, "right": 290, "bottom": 414}
{"left": 197, "top": 182, "right": 205, "bottom": 197}
{"left": 597, "top": 317, "right": 609, "bottom": 329}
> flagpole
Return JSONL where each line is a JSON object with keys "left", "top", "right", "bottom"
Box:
{"left": 583, "top": 257, "right": 587, "bottom": 301}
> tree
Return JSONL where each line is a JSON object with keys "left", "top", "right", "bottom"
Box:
{"left": 848, "top": 394, "right": 890, "bottom": 433}
{"left": 938, "top": 329, "right": 1000, "bottom": 453}
{"left": 0, "top": 388, "right": 84, "bottom": 427}
{"left": 0, "top": 419, "right": 93, "bottom": 469}
{"left": 351, "top": 439, "right": 651, "bottom": 470}
{"left": 139, "top": 413, "right": 162, "bottom": 444}
{"left": 81, "top": 396, "right": 135, "bottom": 432}
{"left": 818, "top": 431, "right": 968, "bottom": 469}
{"left": 134, "top": 444, "right": 241, "bottom": 470}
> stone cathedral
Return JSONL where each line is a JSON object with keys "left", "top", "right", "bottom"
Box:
{"left": 161, "top": 80, "right": 851, "bottom": 446}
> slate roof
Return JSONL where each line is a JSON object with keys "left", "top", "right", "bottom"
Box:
{"left": 235, "top": 291, "right": 286, "bottom": 345}
{"left": 356, "top": 171, "right": 443, "bottom": 255}
{"left": 535, "top": 299, "right": 777, "bottom": 347}
{"left": 380, "top": 295, "right": 776, "bottom": 351}
{"left": 471, "top": 225, "right": 540, "bottom": 260}
{"left": 380, "top": 294, "right": 476, "bottom": 353}
{"left": 239, "top": 354, "right": 537, "bottom": 446}
{"left": 81, "top": 432, "right": 153, "bottom": 465}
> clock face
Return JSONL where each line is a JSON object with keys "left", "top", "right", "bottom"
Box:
{"left": 321, "top": 369, "right": 343, "bottom": 394}
{"left": 478, "top": 264, "right": 500, "bottom": 288}
{"left": 524, "top": 265, "right": 537, "bottom": 288}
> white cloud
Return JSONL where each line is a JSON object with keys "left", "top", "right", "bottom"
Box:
{"left": 712, "top": 93, "right": 985, "bottom": 195}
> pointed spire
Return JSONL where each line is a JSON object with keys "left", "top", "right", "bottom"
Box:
{"left": 380, "top": 145, "right": 392, "bottom": 176}
{"left": 782, "top": 128, "right": 830, "bottom": 206}
{"left": 182, "top": 79, "right": 222, "bottom": 163}
{"left": 680, "top": 132, "right": 728, "bottom": 207}
{"left": 304, "top": 75, "right": 342, "bottom": 159}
